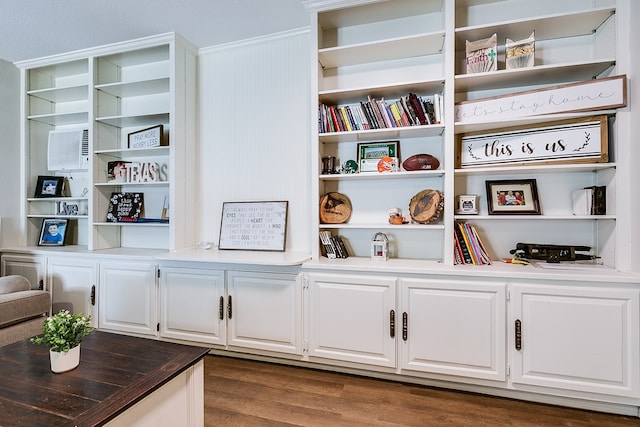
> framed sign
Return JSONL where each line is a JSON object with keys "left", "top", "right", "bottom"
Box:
{"left": 458, "top": 116, "right": 608, "bottom": 168}
{"left": 128, "top": 125, "right": 165, "bottom": 149}
{"left": 455, "top": 75, "right": 626, "bottom": 123}
{"left": 219, "top": 201, "right": 288, "bottom": 251}
{"left": 106, "top": 193, "right": 144, "bottom": 223}
{"left": 357, "top": 141, "right": 399, "bottom": 172}
{"left": 486, "top": 179, "right": 540, "bottom": 215}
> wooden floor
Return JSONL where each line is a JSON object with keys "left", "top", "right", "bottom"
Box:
{"left": 204, "top": 355, "right": 640, "bottom": 426}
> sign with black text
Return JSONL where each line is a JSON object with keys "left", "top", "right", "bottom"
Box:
{"left": 218, "top": 201, "right": 288, "bottom": 251}
{"left": 458, "top": 116, "right": 608, "bottom": 168}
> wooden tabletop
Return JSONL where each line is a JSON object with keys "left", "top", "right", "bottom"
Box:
{"left": 0, "top": 331, "right": 210, "bottom": 426}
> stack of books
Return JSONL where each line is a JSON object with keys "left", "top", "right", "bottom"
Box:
{"left": 319, "top": 92, "right": 443, "bottom": 134}
{"left": 319, "top": 230, "right": 349, "bottom": 259}
{"left": 454, "top": 222, "right": 492, "bottom": 265}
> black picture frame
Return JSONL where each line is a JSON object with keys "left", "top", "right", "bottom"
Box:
{"left": 486, "top": 179, "right": 541, "bottom": 215}
{"left": 34, "top": 176, "right": 64, "bottom": 198}
{"left": 38, "top": 219, "right": 68, "bottom": 246}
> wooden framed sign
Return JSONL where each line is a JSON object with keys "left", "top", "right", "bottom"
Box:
{"left": 455, "top": 75, "right": 626, "bottom": 123}
{"left": 458, "top": 116, "right": 608, "bottom": 168}
{"left": 128, "top": 125, "right": 165, "bottom": 149}
{"left": 218, "top": 201, "right": 288, "bottom": 251}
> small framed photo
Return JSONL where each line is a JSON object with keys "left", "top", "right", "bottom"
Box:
{"left": 357, "top": 141, "right": 399, "bottom": 173}
{"left": 486, "top": 179, "right": 541, "bottom": 215}
{"left": 38, "top": 219, "right": 68, "bottom": 246}
{"left": 34, "top": 176, "right": 64, "bottom": 198}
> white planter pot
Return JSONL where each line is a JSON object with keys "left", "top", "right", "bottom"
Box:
{"left": 49, "top": 344, "right": 81, "bottom": 373}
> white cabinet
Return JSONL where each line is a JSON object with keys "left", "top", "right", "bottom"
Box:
{"left": 307, "top": 272, "right": 397, "bottom": 368}
{"left": 227, "top": 271, "right": 303, "bottom": 355}
{"left": 1, "top": 253, "right": 46, "bottom": 290}
{"left": 99, "top": 260, "right": 158, "bottom": 337}
{"left": 399, "top": 278, "right": 506, "bottom": 382}
{"left": 160, "top": 266, "right": 303, "bottom": 356}
{"left": 47, "top": 256, "right": 98, "bottom": 327}
{"left": 510, "top": 283, "right": 640, "bottom": 399}
{"left": 159, "top": 266, "right": 226, "bottom": 345}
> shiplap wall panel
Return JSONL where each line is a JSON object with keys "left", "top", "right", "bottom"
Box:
{"left": 198, "top": 30, "right": 311, "bottom": 251}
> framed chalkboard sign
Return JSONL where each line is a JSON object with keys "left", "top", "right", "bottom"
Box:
{"left": 218, "top": 201, "right": 288, "bottom": 251}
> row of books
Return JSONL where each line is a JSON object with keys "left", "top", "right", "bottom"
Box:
{"left": 318, "top": 92, "right": 443, "bottom": 134}
{"left": 319, "top": 230, "right": 349, "bottom": 259}
{"left": 454, "top": 221, "right": 492, "bottom": 265}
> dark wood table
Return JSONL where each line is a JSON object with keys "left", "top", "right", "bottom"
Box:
{"left": 0, "top": 331, "right": 209, "bottom": 426}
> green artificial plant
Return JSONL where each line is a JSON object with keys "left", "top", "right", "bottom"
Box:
{"left": 31, "top": 309, "right": 94, "bottom": 352}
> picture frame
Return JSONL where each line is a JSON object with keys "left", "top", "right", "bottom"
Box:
{"left": 34, "top": 176, "right": 64, "bottom": 198}
{"left": 38, "top": 219, "right": 68, "bottom": 246}
{"left": 357, "top": 141, "right": 399, "bottom": 173}
{"left": 219, "top": 201, "right": 288, "bottom": 251}
{"left": 128, "top": 124, "right": 165, "bottom": 149}
{"left": 486, "top": 179, "right": 541, "bottom": 215}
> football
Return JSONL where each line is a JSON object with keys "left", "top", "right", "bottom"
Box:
{"left": 402, "top": 154, "right": 440, "bottom": 171}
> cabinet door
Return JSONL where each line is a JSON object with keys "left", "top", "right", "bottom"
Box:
{"left": 308, "top": 273, "right": 396, "bottom": 368}
{"left": 99, "top": 261, "right": 158, "bottom": 337}
{"left": 159, "top": 266, "right": 225, "bottom": 345}
{"left": 227, "top": 271, "right": 303, "bottom": 355}
{"left": 399, "top": 278, "right": 506, "bottom": 382}
{"left": 47, "top": 257, "right": 98, "bottom": 327}
{"left": 1, "top": 254, "right": 46, "bottom": 290}
{"left": 511, "top": 284, "right": 640, "bottom": 398}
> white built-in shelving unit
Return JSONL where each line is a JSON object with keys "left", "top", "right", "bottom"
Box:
{"left": 305, "top": 0, "right": 628, "bottom": 271}
{"left": 17, "top": 33, "right": 198, "bottom": 252}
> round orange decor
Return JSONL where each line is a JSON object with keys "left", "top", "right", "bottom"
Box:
{"left": 377, "top": 156, "right": 395, "bottom": 172}
{"left": 409, "top": 189, "right": 444, "bottom": 224}
{"left": 319, "top": 192, "right": 352, "bottom": 224}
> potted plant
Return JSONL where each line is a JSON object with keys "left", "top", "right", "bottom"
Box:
{"left": 31, "top": 309, "right": 94, "bottom": 373}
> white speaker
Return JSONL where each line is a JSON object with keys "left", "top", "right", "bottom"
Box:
{"left": 47, "top": 129, "right": 89, "bottom": 171}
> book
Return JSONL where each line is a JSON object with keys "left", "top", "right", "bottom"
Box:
{"left": 106, "top": 192, "right": 144, "bottom": 223}
{"left": 319, "top": 230, "right": 337, "bottom": 259}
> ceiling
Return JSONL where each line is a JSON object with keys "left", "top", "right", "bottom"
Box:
{"left": 0, "top": 0, "right": 310, "bottom": 64}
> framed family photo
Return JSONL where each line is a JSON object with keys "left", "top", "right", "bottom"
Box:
{"left": 38, "top": 219, "right": 68, "bottom": 246}
{"left": 34, "top": 176, "right": 64, "bottom": 198}
{"left": 486, "top": 179, "right": 540, "bottom": 215}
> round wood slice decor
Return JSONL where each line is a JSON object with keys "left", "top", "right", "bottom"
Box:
{"left": 409, "top": 189, "right": 444, "bottom": 224}
{"left": 319, "top": 192, "right": 352, "bottom": 224}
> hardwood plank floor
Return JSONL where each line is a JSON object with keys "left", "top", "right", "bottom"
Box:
{"left": 204, "top": 355, "right": 640, "bottom": 426}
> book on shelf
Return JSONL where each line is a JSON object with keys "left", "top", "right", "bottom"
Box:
{"left": 454, "top": 221, "right": 492, "bottom": 265}
{"left": 318, "top": 91, "right": 443, "bottom": 134}
{"left": 319, "top": 230, "right": 349, "bottom": 259}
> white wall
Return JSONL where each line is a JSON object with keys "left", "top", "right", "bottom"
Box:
{"left": 197, "top": 29, "right": 311, "bottom": 252}
{"left": 0, "top": 59, "right": 20, "bottom": 247}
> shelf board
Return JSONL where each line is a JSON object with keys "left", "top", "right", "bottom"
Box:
{"left": 319, "top": 79, "right": 445, "bottom": 105}
{"left": 93, "top": 221, "right": 169, "bottom": 227}
{"left": 95, "top": 78, "right": 170, "bottom": 98}
{"left": 455, "top": 162, "right": 616, "bottom": 176}
{"left": 95, "top": 113, "right": 169, "bottom": 128}
{"left": 94, "top": 181, "right": 169, "bottom": 187}
{"left": 27, "top": 214, "right": 88, "bottom": 219}
{"left": 320, "top": 124, "right": 444, "bottom": 143}
{"left": 27, "top": 197, "right": 89, "bottom": 202}
{"left": 94, "top": 146, "right": 170, "bottom": 158}
{"left": 455, "top": 215, "right": 616, "bottom": 221}
{"left": 27, "top": 84, "right": 88, "bottom": 103}
{"left": 319, "top": 31, "right": 445, "bottom": 69}
{"left": 454, "top": 111, "right": 616, "bottom": 134}
{"left": 455, "top": 7, "right": 615, "bottom": 45}
{"left": 320, "top": 170, "right": 443, "bottom": 181}
{"left": 455, "top": 59, "right": 616, "bottom": 92}
{"left": 27, "top": 112, "right": 88, "bottom": 126}
{"left": 320, "top": 223, "right": 444, "bottom": 230}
